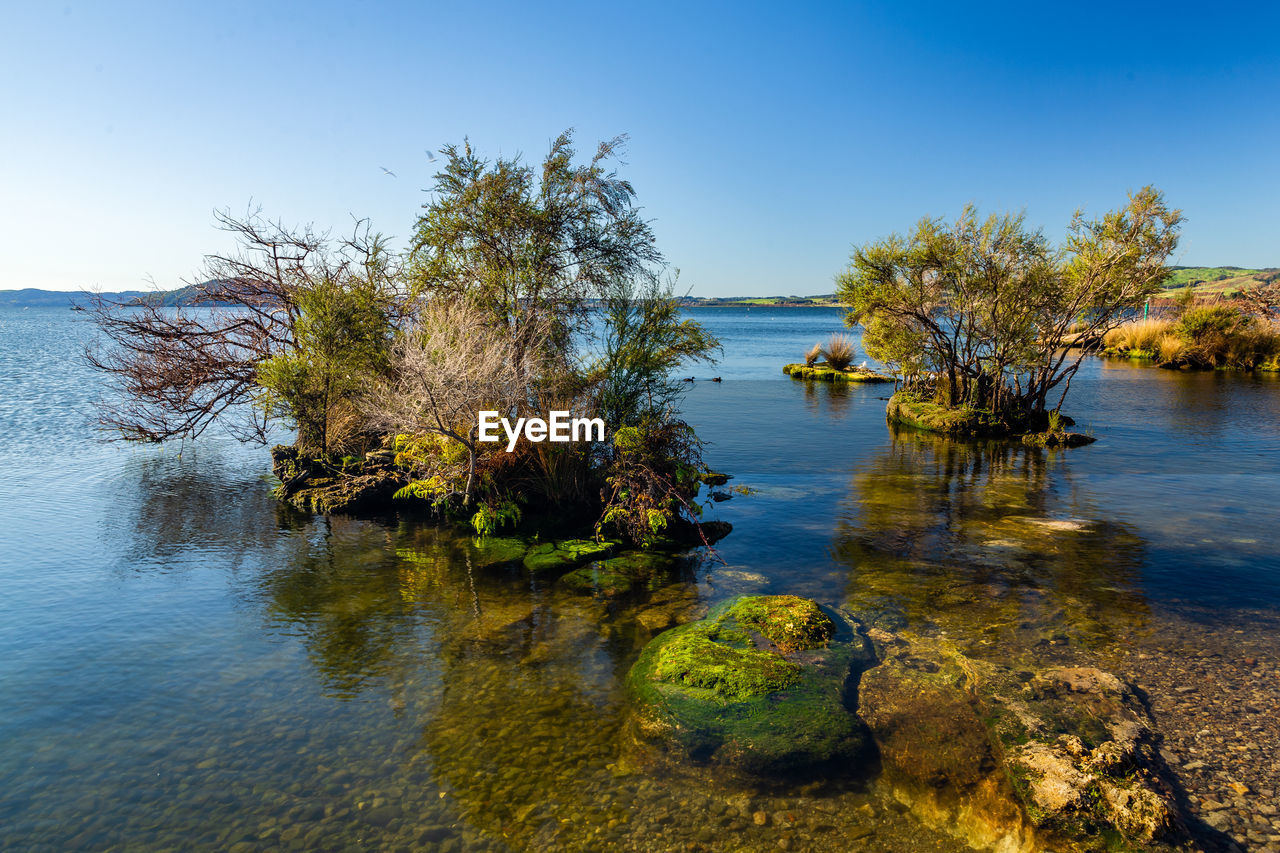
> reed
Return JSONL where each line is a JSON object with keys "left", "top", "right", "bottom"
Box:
{"left": 804, "top": 342, "right": 822, "bottom": 367}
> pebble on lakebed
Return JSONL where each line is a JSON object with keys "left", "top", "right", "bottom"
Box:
{"left": 625, "top": 594, "right": 1192, "bottom": 852}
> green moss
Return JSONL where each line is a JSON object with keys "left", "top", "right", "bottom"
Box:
{"left": 469, "top": 535, "right": 530, "bottom": 569}
{"left": 626, "top": 595, "right": 875, "bottom": 774}
{"left": 651, "top": 622, "right": 803, "bottom": 700}
{"left": 1100, "top": 347, "right": 1157, "bottom": 361}
{"left": 522, "top": 538, "right": 617, "bottom": 573}
{"left": 558, "top": 566, "right": 636, "bottom": 597}
{"left": 886, "top": 392, "right": 1008, "bottom": 437}
{"left": 783, "top": 363, "right": 893, "bottom": 383}
{"left": 723, "top": 594, "right": 835, "bottom": 651}
{"left": 1021, "top": 431, "right": 1097, "bottom": 449}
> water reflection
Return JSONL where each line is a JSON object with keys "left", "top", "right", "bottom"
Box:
{"left": 833, "top": 428, "right": 1150, "bottom": 657}
{"left": 104, "top": 445, "right": 292, "bottom": 569}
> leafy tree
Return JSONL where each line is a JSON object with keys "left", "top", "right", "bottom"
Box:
{"left": 257, "top": 276, "right": 393, "bottom": 455}
{"left": 592, "top": 274, "right": 720, "bottom": 431}
{"left": 838, "top": 187, "right": 1182, "bottom": 424}
{"left": 89, "top": 210, "right": 399, "bottom": 445}
{"left": 408, "top": 130, "right": 662, "bottom": 375}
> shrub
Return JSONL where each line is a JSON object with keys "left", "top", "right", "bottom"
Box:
{"left": 1176, "top": 306, "right": 1254, "bottom": 367}
{"left": 822, "top": 334, "right": 856, "bottom": 370}
{"left": 1104, "top": 305, "right": 1280, "bottom": 369}
{"left": 804, "top": 342, "right": 822, "bottom": 367}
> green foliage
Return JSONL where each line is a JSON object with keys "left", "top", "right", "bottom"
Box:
{"left": 838, "top": 187, "right": 1181, "bottom": 426}
{"left": 598, "top": 419, "right": 706, "bottom": 548}
{"left": 1176, "top": 305, "right": 1250, "bottom": 342}
{"left": 257, "top": 277, "right": 393, "bottom": 455}
{"left": 393, "top": 476, "right": 449, "bottom": 503}
{"left": 592, "top": 274, "right": 720, "bottom": 431}
{"left": 408, "top": 130, "right": 663, "bottom": 368}
{"left": 1170, "top": 305, "right": 1280, "bottom": 369}
{"left": 470, "top": 498, "right": 522, "bottom": 537}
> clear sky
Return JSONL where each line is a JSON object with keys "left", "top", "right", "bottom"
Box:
{"left": 2, "top": 1, "right": 1277, "bottom": 295}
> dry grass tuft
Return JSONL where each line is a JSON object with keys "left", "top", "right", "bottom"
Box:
{"left": 804, "top": 342, "right": 823, "bottom": 367}
{"left": 1103, "top": 318, "right": 1173, "bottom": 355}
{"left": 822, "top": 334, "right": 856, "bottom": 370}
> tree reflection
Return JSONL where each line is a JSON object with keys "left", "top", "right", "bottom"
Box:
{"left": 832, "top": 428, "right": 1150, "bottom": 656}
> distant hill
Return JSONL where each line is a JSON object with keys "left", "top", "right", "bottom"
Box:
{"left": 681, "top": 293, "right": 845, "bottom": 307}
{"left": 5, "top": 270, "right": 1271, "bottom": 310}
{"left": 0, "top": 288, "right": 150, "bottom": 308}
{"left": 0, "top": 284, "right": 227, "bottom": 308}
{"left": 1160, "top": 266, "right": 1279, "bottom": 296}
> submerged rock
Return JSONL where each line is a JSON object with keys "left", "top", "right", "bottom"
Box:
{"left": 522, "top": 539, "right": 618, "bottom": 573}
{"left": 625, "top": 595, "right": 875, "bottom": 775}
{"left": 559, "top": 551, "right": 677, "bottom": 597}
{"left": 858, "top": 627, "right": 1183, "bottom": 852}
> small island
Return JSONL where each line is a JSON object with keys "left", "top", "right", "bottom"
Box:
{"left": 829, "top": 189, "right": 1182, "bottom": 446}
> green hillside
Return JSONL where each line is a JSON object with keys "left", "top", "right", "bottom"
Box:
{"left": 1160, "top": 266, "right": 1279, "bottom": 296}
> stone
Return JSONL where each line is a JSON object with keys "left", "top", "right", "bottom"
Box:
{"left": 624, "top": 595, "right": 875, "bottom": 775}
{"left": 857, "top": 626, "right": 1186, "bottom": 852}
{"left": 522, "top": 539, "right": 617, "bottom": 574}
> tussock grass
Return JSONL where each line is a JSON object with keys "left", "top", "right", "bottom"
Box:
{"left": 1104, "top": 312, "right": 1280, "bottom": 369}
{"left": 1103, "top": 319, "right": 1173, "bottom": 356}
{"left": 804, "top": 342, "right": 822, "bottom": 367}
{"left": 822, "top": 334, "right": 856, "bottom": 370}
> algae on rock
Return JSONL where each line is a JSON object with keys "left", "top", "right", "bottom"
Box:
{"left": 625, "top": 595, "right": 875, "bottom": 776}
{"left": 783, "top": 362, "right": 893, "bottom": 383}
{"left": 857, "top": 626, "right": 1183, "bottom": 852}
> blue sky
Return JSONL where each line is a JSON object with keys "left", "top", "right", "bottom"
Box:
{"left": 2, "top": 1, "right": 1276, "bottom": 295}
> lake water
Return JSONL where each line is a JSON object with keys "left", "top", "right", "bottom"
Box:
{"left": 1, "top": 305, "right": 1278, "bottom": 851}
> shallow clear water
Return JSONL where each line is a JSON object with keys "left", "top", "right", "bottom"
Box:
{"left": 1, "top": 305, "right": 1278, "bottom": 851}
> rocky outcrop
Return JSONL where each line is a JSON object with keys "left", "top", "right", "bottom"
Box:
{"left": 271, "top": 444, "right": 408, "bottom": 514}
{"left": 859, "top": 626, "right": 1183, "bottom": 852}
{"left": 886, "top": 392, "right": 1096, "bottom": 447}
{"left": 623, "top": 596, "right": 1186, "bottom": 850}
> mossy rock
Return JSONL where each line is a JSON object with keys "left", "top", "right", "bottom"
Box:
{"left": 522, "top": 539, "right": 618, "bottom": 574}
{"left": 559, "top": 566, "right": 636, "bottom": 597}
{"left": 626, "top": 595, "right": 875, "bottom": 775}
{"left": 469, "top": 535, "right": 531, "bottom": 570}
{"left": 560, "top": 552, "right": 687, "bottom": 597}
{"left": 885, "top": 392, "right": 1009, "bottom": 437}
{"left": 783, "top": 362, "right": 893, "bottom": 383}
{"left": 270, "top": 444, "right": 407, "bottom": 514}
{"left": 1021, "top": 431, "right": 1097, "bottom": 449}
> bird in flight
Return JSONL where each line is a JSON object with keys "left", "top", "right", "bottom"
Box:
{"left": 424, "top": 149, "right": 437, "bottom": 162}
{"left": 380, "top": 166, "right": 396, "bottom": 177}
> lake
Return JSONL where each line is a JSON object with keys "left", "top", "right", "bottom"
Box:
{"left": 2, "top": 305, "right": 1278, "bottom": 851}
